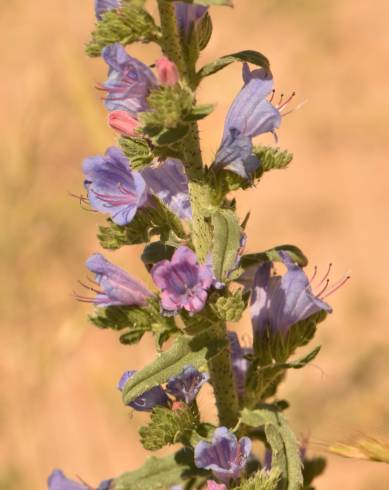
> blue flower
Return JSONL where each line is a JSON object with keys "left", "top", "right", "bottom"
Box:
{"left": 83, "top": 147, "right": 148, "bottom": 225}
{"left": 228, "top": 332, "right": 251, "bottom": 397}
{"left": 167, "top": 365, "right": 209, "bottom": 404}
{"left": 101, "top": 43, "right": 157, "bottom": 114}
{"left": 48, "top": 470, "right": 86, "bottom": 490}
{"left": 194, "top": 427, "right": 251, "bottom": 483}
{"left": 117, "top": 370, "right": 169, "bottom": 411}
{"left": 151, "top": 246, "right": 213, "bottom": 313}
{"left": 174, "top": 2, "right": 208, "bottom": 36}
{"left": 213, "top": 63, "right": 281, "bottom": 179}
{"left": 77, "top": 253, "right": 151, "bottom": 307}
{"left": 95, "top": 0, "right": 120, "bottom": 20}
{"left": 250, "top": 252, "right": 333, "bottom": 336}
{"left": 141, "top": 159, "right": 191, "bottom": 220}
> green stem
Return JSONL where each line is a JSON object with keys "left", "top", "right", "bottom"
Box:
{"left": 157, "top": 0, "right": 239, "bottom": 428}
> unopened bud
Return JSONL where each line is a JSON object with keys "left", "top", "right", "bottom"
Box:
{"left": 155, "top": 57, "right": 180, "bottom": 86}
{"left": 108, "top": 110, "right": 139, "bottom": 136}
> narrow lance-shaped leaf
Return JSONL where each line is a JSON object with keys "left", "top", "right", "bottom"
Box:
{"left": 122, "top": 333, "right": 226, "bottom": 405}
{"left": 241, "top": 408, "right": 303, "bottom": 490}
{"left": 196, "top": 50, "right": 270, "bottom": 85}
{"left": 113, "top": 451, "right": 189, "bottom": 490}
{"left": 211, "top": 209, "right": 241, "bottom": 282}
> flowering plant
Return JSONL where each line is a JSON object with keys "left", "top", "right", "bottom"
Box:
{"left": 48, "top": 1, "right": 349, "bottom": 489}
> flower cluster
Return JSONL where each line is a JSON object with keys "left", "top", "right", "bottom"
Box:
{"left": 50, "top": 1, "right": 348, "bottom": 489}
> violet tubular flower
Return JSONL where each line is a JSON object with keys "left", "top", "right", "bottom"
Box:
{"left": 83, "top": 147, "right": 148, "bottom": 225}
{"left": 166, "top": 365, "right": 209, "bottom": 404}
{"left": 194, "top": 427, "right": 252, "bottom": 483}
{"left": 213, "top": 63, "right": 282, "bottom": 179}
{"left": 228, "top": 332, "right": 252, "bottom": 397}
{"left": 48, "top": 470, "right": 86, "bottom": 490}
{"left": 141, "top": 159, "right": 191, "bottom": 220}
{"left": 174, "top": 2, "right": 208, "bottom": 37}
{"left": 151, "top": 246, "right": 213, "bottom": 313}
{"left": 76, "top": 253, "right": 151, "bottom": 307}
{"left": 117, "top": 370, "right": 169, "bottom": 411}
{"left": 95, "top": 0, "right": 120, "bottom": 20}
{"left": 100, "top": 43, "right": 157, "bottom": 114}
{"left": 250, "top": 251, "right": 341, "bottom": 337}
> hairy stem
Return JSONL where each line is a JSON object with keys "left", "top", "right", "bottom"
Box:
{"left": 157, "top": 0, "right": 239, "bottom": 428}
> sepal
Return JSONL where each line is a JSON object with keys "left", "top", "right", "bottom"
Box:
{"left": 213, "top": 289, "right": 249, "bottom": 323}
{"left": 240, "top": 244, "right": 308, "bottom": 271}
{"left": 86, "top": 3, "right": 161, "bottom": 57}
{"left": 235, "top": 468, "right": 281, "bottom": 490}
{"left": 89, "top": 297, "right": 179, "bottom": 348}
{"left": 97, "top": 199, "right": 186, "bottom": 250}
{"left": 139, "top": 405, "right": 199, "bottom": 451}
{"left": 253, "top": 145, "right": 293, "bottom": 173}
{"left": 119, "top": 136, "right": 154, "bottom": 170}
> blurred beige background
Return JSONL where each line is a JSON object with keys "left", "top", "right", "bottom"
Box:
{"left": 1, "top": 0, "right": 389, "bottom": 488}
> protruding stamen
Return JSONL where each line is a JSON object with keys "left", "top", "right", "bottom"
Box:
{"left": 278, "top": 91, "right": 296, "bottom": 112}
{"left": 321, "top": 275, "right": 351, "bottom": 299}
{"left": 269, "top": 89, "right": 275, "bottom": 103}
{"left": 317, "top": 263, "right": 332, "bottom": 287}
{"left": 309, "top": 265, "right": 318, "bottom": 284}
{"left": 77, "top": 280, "right": 102, "bottom": 295}
{"left": 316, "top": 278, "right": 330, "bottom": 298}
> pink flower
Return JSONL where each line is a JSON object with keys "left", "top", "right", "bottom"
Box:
{"left": 108, "top": 110, "right": 139, "bottom": 136}
{"left": 207, "top": 482, "right": 227, "bottom": 490}
{"left": 155, "top": 57, "right": 180, "bottom": 86}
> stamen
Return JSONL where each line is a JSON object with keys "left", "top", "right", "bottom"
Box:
{"left": 321, "top": 275, "right": 351, "bottom": 299}
{"left": 278, "top": 93, "right": 284, "bottom": 106}
{"left": 309, "top": 265, "right": 318, "bottom": 284}
{"left": 282, "top": 99, "right": 308, "bottom": 117}
{"left": 278, "top": 91, "right": 296, "bottom": 112}
{"left": 77, "top": 280, "right": 102, "bottom": 295}
{"left": 269, "top": 89, "right": 275, "bottom": 103}
{"left": 316, "top": 278, "right": 330, "bottom": 298}
{"left": 317, "top": 263, "right": 332, "bottom": 287}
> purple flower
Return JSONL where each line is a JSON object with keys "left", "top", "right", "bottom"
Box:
{"left": 83, "top": 147, "right": 148, "bottom": 225}
{"left": 77, "top": 253, "right": 151, "bottom": 307}
{"left": 101, "top": 43, "right": 157, "bottom": 114}
{"left": 194, "top": 427, "right": 252, "bottom": 483}
{"left": 174, "top": 2, "right": 208, "bottom": 36}
{"left": 151, "top": 247, "right": 213, "bottom": 313}
{"left": 48, "top": 470, "right": 86, "bottom": 490}
{"left": 141, "top": 159, "right": 191, "bottom": 219}
{"left": 117, "top": 370, "right": 169, "bottom": 411}
{"left": 214, "top": 63, "right": 281, "bottom": 179}
{"left": 166, "top": 365, "right": 209, "bottom": 404}
{"left": 95, "top": 0, "right": 120, "bottom": 19}
{"left": 228, "top": 332, "right": 252, "bottom": 397}
{"left": 250, "top": 252, "right": 333, "bottom": 336}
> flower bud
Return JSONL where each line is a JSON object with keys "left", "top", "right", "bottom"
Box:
{"left": 108, "top": 110, "right": 139, "bottom": 137}
{"left": 155, "top": 57, "right": 180, "bottom": 86}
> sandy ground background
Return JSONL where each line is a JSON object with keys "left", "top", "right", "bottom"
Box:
{"left": 1, "top": 0, "right": 389, "bottom": 488}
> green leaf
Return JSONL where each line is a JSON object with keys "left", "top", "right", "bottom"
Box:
{"left": 113, "top": 451, "right": 190, "bottom": 490}
{"left": 236, "top": 468, "right": 281, "bottom": 490}
{"left": 122, "top": 333, "right": 226, "bottom": 405}
{"left": 197, "top": 50, "right": 270, "bottom": 83}
{"left": 280, "top": 346, "right": 321, "bottom": 370}
{"left": 139, "top": 406, "right": 199, "bottom": 451}
{"left": 241, "top": 408, "right": 303, "bottom": 490}
{"left": 85, "top": 4, "right": 161, "bottom": 57}
{"left": 253, "top": 146, "right": 293, "bottom": 173}
{"left": 240, "top": 244, "right": 308, "bottom": 270}
{"left": 211, "top": 209, "right": 241, "bottom": 282}
{"left": 184, "top": 104, "right": 214, "bottom": 122}
{"left": 119, "top": 137, "right": 154, "bottom": 171}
